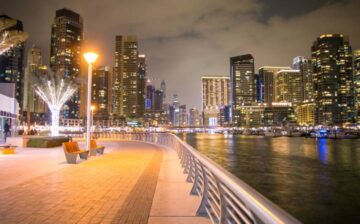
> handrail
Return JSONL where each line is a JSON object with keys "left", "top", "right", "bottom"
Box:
{"left": 70, "top": 132, "right": 301, "bottom": 224}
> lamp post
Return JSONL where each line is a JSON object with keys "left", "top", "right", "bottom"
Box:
{"left": 84, "top": 52, "right": 98, "bottom": 152}
{"left": 91, "top": 105, "right": 96, "bottom": 132}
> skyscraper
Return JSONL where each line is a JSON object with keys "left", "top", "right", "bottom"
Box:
{"left": 311, "top": 34, "right": 354, "bottom": 125}
{"left": 171, "top": 94, "right": 180, "bottom": 126}
{"left": 201, "top": 76, "right": 230, "bottom": 126}
{"left": 292, "top": 56, "right": 313, "bottom": 101}
{"left": 354, "top": 50, "right": 360, "bottom": 120}
{"left": 189, "top": 107, "right": 201, "bottom": 126}
{"left": 275, "top": 69, "right": 302, "bottom": 106}
{"left": 160, "top": 80, "right": 166, "bottom": 101}
{"left": 138, "top": 54, "right": 146, "bottom": 117}
{"left": 179, "top": 104, "right": 187, "bottom": 126}
{"left": 0, "top": 15, "right": 25, "bottom": 113}
{"left": 50, "top": 8, "right": 83, "bottom": 119}
{"left": 113, "top": 35, "right": 142, "bottom": 119}
{"left": 153, "top": 89, "right": 164, "bottom": 112}
{"left": 92, "top": 66, "right": 110, "bottom": 120}
{"left": 230, "top": 54, "right": 255, "bottom": 125}
{"left": 23, "top": 46, "right": 47, "bottom": 116}
{"left": 230, "top": 54, "right": 255, "bottom": 107}
{"left": 258, "top": 66, "right": 291, "bottom": 106}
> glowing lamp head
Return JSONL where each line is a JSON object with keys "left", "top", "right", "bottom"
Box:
{"left": 91, "top": 105, "right": 96, "bottom": 111}
{"left": 84, "top": 52, "right": 98, "bottom": 64}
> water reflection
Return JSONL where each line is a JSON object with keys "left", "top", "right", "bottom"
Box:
{"left": 317, "top": 138, "right": 328, "bottom": 164}
{"left": 181, "top": 133, "right": 360, "bottom": 224}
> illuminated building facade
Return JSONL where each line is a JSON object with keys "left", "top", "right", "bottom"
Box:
{"left": 189, "top": 107, "right": 201, "bottom": 126}
{"left": 275, "top": 69, "right": 302, "bottom": 106}
{"left": 293, "top": 56, "right": 313, "bottom": 101}
{"left": 236, "top": 105, "right": 264, "bottom": 128}
{"left": 312, "top": 34, "right": 354, "bottom": 125}
{"left": 201, "top": 76, "right": 230, "bottom": 126}
{"left": 230, "top": 54, "right": 255, "bottom": 126}
{"left": 179, "top": 104, "right": 187, "bottom": 126}
{"left": 23, "top": 47, "right": 48, "bottom": 123}
{"left": 50, "top": 8, "right": 83, "bottom": 119}
{"left": 354, "top": 50, "right": 360, "bottom": 120}
{"left": 0, "top": 15, "right": 25, "bottom": 113}
{"left": 138, "top": 54, "right": 146, "bottom": 117}
{"left": 259, "top": 66, "right": 291, "bottom": 106}
{"left": 113, "top": 35, "right": 142, "bottom": 119}
{"left": 296, "top": 101, "right": 315, "bottom": 126}
{"left": 263, "top": 102, "right": 296, "bottom": 127}
{"left": 92, "top": 66, "right": 110, "bottom": 120}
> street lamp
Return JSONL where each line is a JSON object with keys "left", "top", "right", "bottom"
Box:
{"left": 91, "top": 105, "right": 96, "bottom": 131}
{"left": 84, "top": 52, "right": 98, "bottom": 152}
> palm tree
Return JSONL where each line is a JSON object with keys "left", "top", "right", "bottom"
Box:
{"left": 32, "top": 70, "right": 78, "bottom": 136}
{"left": 0, "top": 17, "right": 28, "bottom": 55}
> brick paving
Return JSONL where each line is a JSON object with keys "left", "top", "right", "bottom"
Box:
{"left": 0, "top": 142, "right": 163, "bottom": 224}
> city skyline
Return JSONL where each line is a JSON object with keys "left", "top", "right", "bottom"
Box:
{"left": 1, "top": 0, "right": 360, "bottom": 109}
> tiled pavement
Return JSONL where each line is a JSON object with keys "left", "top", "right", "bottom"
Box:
{"left": 0, "top": 142, "right": 163, "bottom": 224}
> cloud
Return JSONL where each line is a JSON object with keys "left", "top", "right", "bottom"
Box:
{"left": 1, "top": 0, "right": 359, "bottom": 110}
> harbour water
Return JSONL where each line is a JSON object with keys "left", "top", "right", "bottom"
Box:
{"left": 180, "top": 133, "right": 360, "bottom": 224}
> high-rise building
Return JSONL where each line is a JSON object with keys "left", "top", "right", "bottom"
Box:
{"left": 138, "top": 54, "right": 146, "bottom": 117}
{"left": 0, "top": 15, "right": 25, "bottom": 113}
{"left": 113, "top": 35, "right": 143, "bottom": 119}
{"left": 312, "top": 34, "right": 354, "bottom": 125}
{"left": 275, "top": 69, "right": 302, "bottom": 106}
{"left": 153, "top": 89, "right": 164, "bottom": 112}
{"left": 145, "top": 84, "right": 155, "bottom": 111}
{"left": 23, "top": 46, "right": 48, "bottom": 125}
{"left": 171, "top": 94, "right": 180, "bottom": 126}
{"left": 160, "top": 80, "right": 166, "bottom": 101}
{"left": 179, "top": 104, "right": 187, "bottom": 126}
{"left": 230, "top": 54, "right": 255, "bottom": 125}
{"left": 258, "top": 66, "right": 291, "bottom": 106}
{"left": 50, "top": 8, "right": 83, "bottom": 119}
{"left": 189, "top": 107, "right": 201, "bottom": 126}
{"left": 92, "top": 66, "right": 110, "bottom": 120}
{"left": 293, "top": 56, "right": 313, "bottom": 101}
{"left": 254, "top": 73, "right": 262, "bottom": 102}
{"left": 354, "top": 50, "right": 360, "bottom": 120}
{"left": 230, "top": 54, "right": 255, "bottom": 107}
{"left": 201, "top": 76, "right": 230, "bottom": 126}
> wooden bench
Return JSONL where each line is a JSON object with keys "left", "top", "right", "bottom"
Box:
{"left": 90, "top": 140, "right": 105, "bottom": 155}
{"left": 62, "top": 142, "right": 89, "bottom": 164}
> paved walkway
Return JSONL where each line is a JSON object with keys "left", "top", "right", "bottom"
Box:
{"left": 0, "top": 141, "right": 210, "bottom": 224}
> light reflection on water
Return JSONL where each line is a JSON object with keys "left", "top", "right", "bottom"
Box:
{"left": 181, "top": 133, "right": 360, "bottom": 224}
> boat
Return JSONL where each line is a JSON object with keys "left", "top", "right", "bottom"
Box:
{"left": 264, "top": 130, "right": 281, "bottom": 137}
{"left": 289, "top": 130, "right": 302, "bottom": 137}
{"left": 310, "top": 129, "right": 328, "bottom": 138}
{"left": 223, "top": 130, "right": 233, "bottom": 138}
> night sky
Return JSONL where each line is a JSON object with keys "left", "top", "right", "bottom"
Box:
{"left": 1, "top": 0, "right": 359, "bottom": 109}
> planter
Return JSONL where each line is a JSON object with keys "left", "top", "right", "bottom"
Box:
{"left": 26, "top": 136, "right": 70, "bottom": 148}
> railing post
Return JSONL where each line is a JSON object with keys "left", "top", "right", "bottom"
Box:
{"left": 190, "top": 158, "right": 200, "bottom": 195}
{"left": 215, "top": 179, "right": 228, "bottom": 224}
{"left": 186, "top": 155, "right": 194, "bottom": 183}
{"left": 196, "top": 164, "right": 209, "bottom": 217}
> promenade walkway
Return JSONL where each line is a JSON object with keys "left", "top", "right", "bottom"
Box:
{"left": 0, "top": 141, "right": 210, "bottom": 224}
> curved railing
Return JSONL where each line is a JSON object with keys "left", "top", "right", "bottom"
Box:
{"left": 72, "top": 132, "right": 301, "bottom": 224}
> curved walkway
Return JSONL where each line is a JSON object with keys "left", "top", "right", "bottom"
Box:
{"left": 0, "top": 141, "right": 209, "bottom": 224}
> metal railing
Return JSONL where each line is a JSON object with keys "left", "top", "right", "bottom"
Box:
{"left": 71, "top": 132, "right": 301, "bottom": 224}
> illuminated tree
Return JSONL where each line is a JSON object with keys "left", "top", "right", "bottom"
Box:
{"left": 33, "top": 70, "right": 78, "bottom": 136}
{"left": 0, "top": 17, "right": 28, "bottom": 55}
